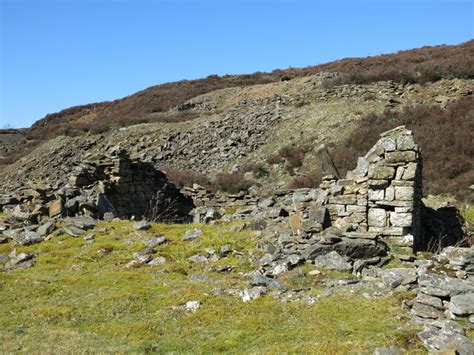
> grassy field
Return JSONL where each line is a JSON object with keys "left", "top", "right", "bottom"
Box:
{"left": 0, "top": 220, "right": 426, "bottom": 353}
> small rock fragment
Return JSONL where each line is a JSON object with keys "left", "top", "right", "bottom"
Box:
{"left": 183, "top": 228, "right": 202, "bottom": 241}
{"left": 185, "top": 300, "right": 201, "bottom": 313}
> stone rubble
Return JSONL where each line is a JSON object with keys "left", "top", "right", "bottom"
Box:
{"left": 0, "top": 150, "right": 194, "bottom": 226}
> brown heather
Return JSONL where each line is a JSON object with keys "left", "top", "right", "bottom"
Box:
{"left": 159, "top": 166, "right": 211, "bottom": 189}
{"left": 214, "top": 172, "right": 253, "bottom": 194}
{"left": 3, "top": 40, "right": 472, "bottom": 166}
{"left": 330, "top": 97, "right": 474, "bottom": 202}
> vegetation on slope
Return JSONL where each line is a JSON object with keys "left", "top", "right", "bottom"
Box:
{"left": 277, "top": 97, "right": 473, "bottom": 202}
{"left": 0, "top": 220, "right": 424, "bottom": 352}
{"left": 330, "top": 97, "right": 474, "bottom": 201}
{"left": 3, "top": 40, "right": 472, "bottom": 166}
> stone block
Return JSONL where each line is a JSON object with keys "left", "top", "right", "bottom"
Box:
{"left": 402, "top": 162, "right": 417, "bottom": 180}
{"left": 351, "top": 157, "right": 369, "bottom": 177}
{"left": 385, "top": 151, "right": 417, "bottom": 164}
{"left": 308, "top": 206, "right": 330, "bottom": 227}
{"left": 343, "top": 185, "right": 360, "bottom": 195}
{"left": 390, "top": 212, "right": 413, "bottom": 227}
{"left": 345, "top": 232, "right": 378, "bottom": 240}
{"left": 395, "top": 206, "right": 412, "bottom": 213}
{"left": 395, "top": 166, "right": 404, "bottom": 180}
{"left": 395, "top": 186, "right": 414, "bottom": 201}
{"left": 329, "top": 185, "right": 344, "bottom": 196}
{"left": 368, "top": 189, "right": 384, "bottom": 201}
{"left": 391, "top": 180, "right": 414, "bottom": 186}
{"left": 326, "top": 204, "right": 345, "bottom": 217}
{"left": 387, "top": 235, "right": 413, "bottom": 247}
{"left": 49, "top": 199, "right": 64, "bottom": 218}
{"left": 346, "top": 205, "right": 366, "bottom": 213}
{"left": 397, "top": 135, "right": 415, "bottom": 151}
{"left": 368, "top": 179, "right": 390, "bottom": 189}
{"left": 343, "top": 212, "right": 366, "bottom": 224}
{"left": 368, "top": 165, "right": 395, "bottom": 180}
{"left": 356, "top": 196, "right": 368, "bottom": 206}
{"left": 368, "top": 226, "right": 384, "bottom": 234}
{"left": 368, "top": 208, "right": 387, "bottom": 227}
{"left": 381, "top": 227, "right": 410, "bottom": 236}
{"left": 378, "top": 136, "right": 396, "bottom": 152}
{"left": 302, "top": 220, "right": 323, "bottom": 234}
{"left": 328, "top": 195, "right": 357, "bottom": 205}
{"left": 385, "top": 186, "right": 395, "bottom": 201}
{"left": 336, "top": 179, "right": 356, "bottom": 187}
{"left": 364, "top": 144, "right": 384, "bottom": 163}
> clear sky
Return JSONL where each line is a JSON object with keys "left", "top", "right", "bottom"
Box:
{"left": 1, "top": 0, "right": 472, "bottom": 128}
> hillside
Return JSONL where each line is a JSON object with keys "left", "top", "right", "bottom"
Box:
{"left": 1, "top": 72, "right": 473, "bottom": 202}
{"left": 2, "top": 40, "right": 473, "bottom": 166}
{"left": 1, "top": 41, "right": 474, "bottom": 353}
{"left": 30, "top": 40, "right": 474, "bottom": 132}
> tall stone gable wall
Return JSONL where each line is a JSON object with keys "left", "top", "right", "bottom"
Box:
{"left": 318, "top": 126, "right": 423, "bottom": 249}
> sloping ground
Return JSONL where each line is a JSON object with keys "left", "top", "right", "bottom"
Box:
{"left": 3, "top": 40, "right": 473, "bottom": 166}
{"left": 1, "top": 73, "right": 472, "bottom": 200}
{"left": 29, "top": 40, "right": 474, "bottom": 132}
{"left": 0, "top": 219, "right": 425, "bottom": 353}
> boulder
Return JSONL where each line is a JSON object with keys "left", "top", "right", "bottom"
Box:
{"left": 36, "top": 221, "right": 56, "bottom": 237}
{"left": 185, "top": 300, "right": 201, "bottom": 313}
{"left": 449, "top": 293, "right": 474, "bottom": 316}
{"left": 12, "top": 205, "right": 34, "bottom": 221}
{"left": 143, "top": 236, "right": 167, "bottom": 248}
{"left": 49, "top": 199, "right": 64, "bottom": 218}
{"left": 241, "top": 286, "right": 267, "bottom": 302}
{"left": 183, "top": 228, "right": 202, "bottom": 241}
{"left": 313, "top": 251, "right": 352, "bottom": 272}
{"left": 64, "top": 225, "right": 86, "bottom": 237}
{"left": 133, "top": 220, "right": 150, "bottom": 231}
{"left": 418, "top": 329, "right": 474, "bottom": 353}
{"left": 418, "top": 274, "right": 474, "bottom": 298}
{"left": 380, "top": 268, "right": 418, "bottom": 289}
{"left": 67, "top": 216, "right": 97, "bottom": 230}
{"left": 15, "top": 230, "right": 42, "bottom": 246}
{"left": 305, "top": 236, "right": 388, "bottom": 260}
{"left": 4, "top": 250, "right": 35, "bottom": 270}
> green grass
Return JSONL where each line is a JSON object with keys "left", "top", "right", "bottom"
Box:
{"left": 0, "top": 220, "right": 424, "bottom": 353}
{"left": 461, "top": 206, "right": 474, "bottom": 232}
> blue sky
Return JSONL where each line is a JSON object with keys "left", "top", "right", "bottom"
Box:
{"left": 1, "top": 0, "right": 472, "bottom": 128}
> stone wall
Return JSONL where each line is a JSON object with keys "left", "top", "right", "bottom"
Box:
{"left": 316, "top": 126, "right": 423, "bottom": 249}
{"left": 69, "top": 151, "right": 194, "bottom": 221}
{"left": 180, "top": 126, "right": 423, "bottom": 249}
{"left": 0, "top": 151, "right": 194, "bottom": 223}
{"left": 180, "top": 184, "right": 259, "bottom": 208}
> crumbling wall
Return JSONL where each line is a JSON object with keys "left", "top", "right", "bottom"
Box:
{"left": 68, "top": 151, "right": 194, "bottom": 222}
{"left": 318, "top": 126, "right": 423, "bottom": 249}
